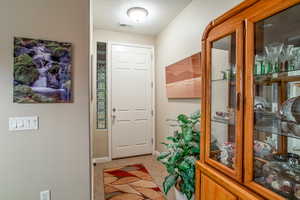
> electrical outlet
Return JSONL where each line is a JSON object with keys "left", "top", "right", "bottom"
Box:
{"left": 40, "top": 190, "right": 50, "bottom": 200}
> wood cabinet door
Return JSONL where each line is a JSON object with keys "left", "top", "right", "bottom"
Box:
{"left": 203, "top": 20, "right": 244, "bottom": 182}
{"left": 201, "top": 174, "right": 238, "bottom": 200}
{"left": 243, "top": 0, "right": 300, "bottom": 200}
{"left": 196, "top": 162, "right": 264, "bottom": 200}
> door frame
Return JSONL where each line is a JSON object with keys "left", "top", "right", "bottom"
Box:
{"left": 107, "top": 41, "right": 155, "bottom": 160}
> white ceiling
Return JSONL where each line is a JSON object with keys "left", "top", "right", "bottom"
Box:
{"left": 93, "top": 0, "right": 192, "bottom": 36}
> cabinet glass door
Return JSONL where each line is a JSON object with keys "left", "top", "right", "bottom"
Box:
{"left": 205, "top": 22, "right": 243, "bottom": 181}
{"left": 252, "top": 3, "right": 300, "bottom": 199}
{"left": 210, "top": 33, "right": 237, "bottom": 169}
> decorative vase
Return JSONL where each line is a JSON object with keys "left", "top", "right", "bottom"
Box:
{"left": 174, "top": 187, "right": 194, "bottom": 200}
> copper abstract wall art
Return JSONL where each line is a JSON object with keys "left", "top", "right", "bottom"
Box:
{"left": 165, "top": 52, "right": 201, "bottom": 99}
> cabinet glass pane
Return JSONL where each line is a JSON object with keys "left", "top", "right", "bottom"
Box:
{"left": 96, "top": 42, "right": 107, "bottom": 129}
{"left": 253, "top": 4, "right": 300, "bottom": 199}
{"left": 210, "top": 33, "right": 237, "bottom": 169}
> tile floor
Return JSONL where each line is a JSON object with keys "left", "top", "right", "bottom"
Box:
{"left": 93, "top": 155, "right": 175, "bottom": 200}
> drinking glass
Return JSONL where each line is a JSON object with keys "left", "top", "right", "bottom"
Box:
{"left": 292, "top": 47, "right": 300, "bottom": 70}
{"left": 265, "top": 43, "right": 283, "bottom": 73}
{"left": 280, "top": 45, "right": 294, "bottom": 71}
{"left": 255, "top": 55, "right": 264, "bottom": 75}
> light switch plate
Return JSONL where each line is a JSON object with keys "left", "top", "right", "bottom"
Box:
{"left": 9, "top": 116, "right": 39, "bottom": 131}
{"left": 40, "top": 190, "right": 50, "bottom": 200}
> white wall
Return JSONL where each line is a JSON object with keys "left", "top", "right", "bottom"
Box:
{"left": 155, "top": 0, "right": 243, "bottom": 152}
{"left": 0, "top": 0, "right": 91, "bottom": 199}
{"left": 94, "top": 29, "right": 155, "bottom": 46}
{"left": 92, "top": 29, "right": 155, "bottom": 158}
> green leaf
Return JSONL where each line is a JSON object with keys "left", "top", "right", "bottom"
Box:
{"left": 168, "top": 151, "right": 181, "bottom": 165}
{"left": 184, "top": 189, "right": 193, "bottom": 200}
{"left": 184, "top": 167, "right": 195, "bottom": 180}
{"left": 193, "top": 131, "right": 200, "bottom": 143}
{"left": 185, "top": 156, "right": 196, "bottom": 165}
{"left": 178, "top": 161, "right": 189, "bottom": 171}
{"left": 163, "top": 174, "right": 178, "bottom": 194}
{"left": 181, "top": 180, "right": 194, "bottom": 196}
{"left": 166, "top": 163, "right": 175, "bottom": 174}
{"left": 179, "top": 181, "right": 194, "bottom": 200}
{"left": 166, "top": 136, "right": 178, "bottom": 142}
{"left": 190, "top": 110, "right": 200, "bottom": 120}
{"left": 157, "top": 152, "right": 170, "bottom": 160}
{"left": 183, "top": 127, "right": 193, "bottom": 142}
{"left": 161, "top": 142, "right": 172, "bottom": 149}
{"left": 178, "top": 114, "right": 190, "bottom": 123}
{"left": 192, "top": 145, "right": 200, "bottom": 154}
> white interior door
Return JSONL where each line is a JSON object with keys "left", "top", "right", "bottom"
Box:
{"left": 111, "top": 44, "right": 153, "bottom": 159}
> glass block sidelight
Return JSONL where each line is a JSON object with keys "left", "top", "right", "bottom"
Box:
{"left": 96, "top": 42, "right": 107, "bottom": 129}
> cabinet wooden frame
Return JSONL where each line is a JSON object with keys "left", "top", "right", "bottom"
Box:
{"left": 204, "top": 21, "right": 244, "bottom": 182}
{"left": 244, "top": 0, "right": 300, "bottom": 200}
{"left": 200, "top": 40, "right": 207, "bottom": 164}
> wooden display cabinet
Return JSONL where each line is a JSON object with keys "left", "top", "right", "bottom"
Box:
{"left": 197, "top": 0, "right": 300, "bottom": 199}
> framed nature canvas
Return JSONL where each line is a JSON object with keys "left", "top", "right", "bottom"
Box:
{"left": 13, "top": 37, "right": 72, "bottom": 103}
{"left": 165, "top": 52, "right": 201, "bottom": 99}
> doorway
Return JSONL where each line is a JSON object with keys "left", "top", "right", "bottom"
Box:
{"left": 92, "top": 42, "right": 155, "bottom": 162}
{"left": 110, "top": 43, "right": 155, "bottom": 159}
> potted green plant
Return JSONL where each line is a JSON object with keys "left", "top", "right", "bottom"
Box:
{"left": 157, "top": 111, "right": 200, "bottom": 200}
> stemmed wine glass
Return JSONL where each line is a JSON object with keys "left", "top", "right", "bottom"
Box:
{"left": 292, "top": 47, "right": 300, "bottom": 70}
{"left": 280, "top": 45, "right": 295, "bottom": 71}
{"left": 254, "top": 55, "right": 264, "bottom": 75}
{"left": 265, "top": 43, "right": 284, "bottom": 74}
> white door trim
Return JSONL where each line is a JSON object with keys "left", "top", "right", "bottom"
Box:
{"left": 107, "top": 41, "right": 155, "bottom": 160}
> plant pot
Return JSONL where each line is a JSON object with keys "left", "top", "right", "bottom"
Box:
{"left": 174, "top": 186, "right": 194, "bottom": 200}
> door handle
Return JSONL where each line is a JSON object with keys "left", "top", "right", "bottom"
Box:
{"left": 236, "top": 92, "right": 241, "bottom": 111}
{"left": 112, "top": 108, "right": 117, "bottom": 120}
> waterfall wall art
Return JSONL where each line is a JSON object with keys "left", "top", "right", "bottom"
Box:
{"left": 13, "top": 37, "right": 72, "bottom": 103}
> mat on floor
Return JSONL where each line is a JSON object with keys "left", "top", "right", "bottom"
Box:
{"left": 103, "top": 164, "right": 165, "bottom": 200}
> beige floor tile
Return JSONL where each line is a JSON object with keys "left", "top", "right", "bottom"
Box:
{"left": 93, "top": 155, "right": 175, "bottom": 200}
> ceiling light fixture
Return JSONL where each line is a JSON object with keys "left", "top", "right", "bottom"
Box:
{"left": 127, "top": 7, "right": 149, "bottom": 23}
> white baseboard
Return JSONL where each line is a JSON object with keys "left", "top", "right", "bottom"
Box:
{"left": 93, "top": 157, "right": 111, "bottom": 164}
{"left": 153, "top": 151, "right": 161, "bottom": 158}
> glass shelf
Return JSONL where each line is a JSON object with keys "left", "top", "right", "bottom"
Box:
{"left": 255, "top": 126, "right": 300, "bottom": 140}
{"left": 255, "top": 70, "right": 300, "bottom": 77}
{"left": 254, "top": 156, "right": 269, "bottom": 164}
{"left": 212, "top": 78, "right": 226, "bottom": 82}
{"left": 211, "top": 79, "right": 236, "bottom": 86}
{"left": 211, "top": 118, "right": 235, "bottom": 125}
{"left": 254, "top": 110, "right": 277, "bottom": 115}
{"left": 255, "top": 70, "right": 300, "bottom": 84}
{"left": 212, "top": 78, "right": 235, "bottom": 82}
{"left": 211, "top": 118, "right": 229, "bottom": 124}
